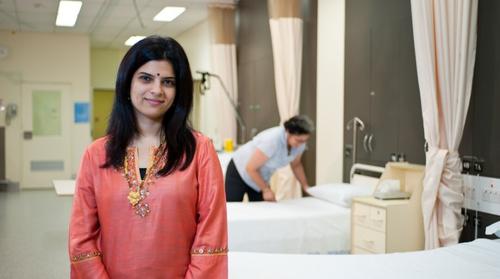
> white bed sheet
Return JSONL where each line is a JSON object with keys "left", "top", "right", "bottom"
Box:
{"left": 227, "top": 197, "right": 351, "bottom": 254}
{"left": 229, "top": 239, "right": 500, "bottom": 279}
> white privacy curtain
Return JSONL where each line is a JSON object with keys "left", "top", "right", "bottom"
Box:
{"left": 268, "top": 0, "right": 303, "bottom": 200}
{"left": 411, "top": 0, "right": 478, "bottom": 249}
{"left": 209, "top": 5, "right": 238, "bottom": 144}
{"left": 269, "top": 20, "right": 303, "bottom": 121}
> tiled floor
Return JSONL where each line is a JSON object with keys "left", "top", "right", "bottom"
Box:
{"left": 0, "top": 190, "right": 73, "bottom": 278}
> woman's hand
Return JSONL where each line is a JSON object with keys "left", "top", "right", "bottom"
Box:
{"left": 301, "top": 185, "right": 311, "bottom": 197}
{"left": 302, "top": 187, "right": 312, "bottom": 197}
{"left": 262, "top": 188, "right": 276, "bottom": 202}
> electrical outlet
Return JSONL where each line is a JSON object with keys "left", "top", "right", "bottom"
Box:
{"left": 476, "top": 176, "right": 500, "bottom": 216}
{"left": 462, "top": 174, "right": 500, "bottom": 213}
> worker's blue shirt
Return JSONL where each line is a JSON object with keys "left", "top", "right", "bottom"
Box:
{"left": 232, "top": 126, "right": 306, "bottom": 192}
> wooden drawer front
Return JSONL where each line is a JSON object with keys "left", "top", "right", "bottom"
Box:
{"left": 351, "top": 246, "right": 374, "bottom": 254}
{"left": 353, "top": 203, "right": 371, "bottom": 227}
{"left": 370, "top": 206, "right": 386, "bottom": 232}
{"left": 353, "top": 225, "right": 386, "bottom": 253}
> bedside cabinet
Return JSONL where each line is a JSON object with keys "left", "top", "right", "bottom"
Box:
{"left": 351, "top": 163, "right": 425, "bottom": 254}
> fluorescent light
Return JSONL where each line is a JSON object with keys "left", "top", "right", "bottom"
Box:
{"left": 56, "top": 1, "right": 82, "bottom": 27}
{"left": 125, "top": 36, "right": 146, "bottom": 46}
{"left": 153, "top": 7, "right": 186, "bottom": 22}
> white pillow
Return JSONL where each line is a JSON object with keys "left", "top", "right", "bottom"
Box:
{"left": 308, "top": 183, "right": 374, "bottom": 207}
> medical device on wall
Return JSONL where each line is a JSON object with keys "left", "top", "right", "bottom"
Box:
{"left": 461, "top": 155, "right": 500, "bottom": 241}
{"left": 0, "top": 100, "right": 17, "bottom": 126}
{"left": 196, "top": 71, "right": 246, "bottom": 144}
{"left": 346, "top": 117, "right": 365, "bottom": 166}
{"left": 6, "top": 103, "right": 17, "bottom": 125}
{"left": 463, "top": 174, "right": 500, "bottom": 217}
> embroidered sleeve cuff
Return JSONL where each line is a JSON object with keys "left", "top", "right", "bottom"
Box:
{"left": 191, "top": 247, "right": 228, "bottom": 256}
{"left": 71, "top": 251, "right": 102, "bottom": 263}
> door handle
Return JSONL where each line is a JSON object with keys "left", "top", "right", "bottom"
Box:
{"left": 368, "top": 134, "right": 374, "bottom": 152}
{"left": 363, "top": 134, "right": 369, "bottom": 152}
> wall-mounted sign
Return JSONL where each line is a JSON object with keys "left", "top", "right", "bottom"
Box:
{"left": 74, "top": 102, "right": 89, "bottom": 123}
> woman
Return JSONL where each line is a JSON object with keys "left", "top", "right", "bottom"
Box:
{"left": 225, "top": 115, "right": 313, "bottom": 202}
{"left": 68, "top": 36, "right": 227, "bottom": 278}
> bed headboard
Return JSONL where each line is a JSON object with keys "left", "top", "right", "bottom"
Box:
{"left": 350, "top": 163, "right": 385, "bottom": 189}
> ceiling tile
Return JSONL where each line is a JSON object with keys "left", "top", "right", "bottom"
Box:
{"left": 97, "top": 15, "right": 133, "bottom": 28}
{"left": 15, "top": 0, "right": 58, "bottom": 13}
{"left": 105, "top": 5, "right": 137, "bottom": 19}
{"left": 17, "top": 11, "right": 55, "bottom": 24}
{"left": 0, "top": 21, "right": 19, "bottom": 31}
{"left": 75, "top": 16, "right": 94, "bottom": 27}
{"left": 0, "top": 0, "right": 16, "bottom": 12}
{"left": 79, "top": 2, "right": 105, "bottom": 17}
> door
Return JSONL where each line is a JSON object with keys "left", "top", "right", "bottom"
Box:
{"left": 343, "top": 0, "right": 424, "bottom": 181}
{"left": 344, "top": 0, "right": 373, "bottom": 181}
{"left": 92, "top": 89, "right": 114, "bottom": 140}
{"left": 368, "top": 0, "right": 400, "bottom": 164}
{"left": 21, "top": 83, "right": 71, "bottom": 188}
{"left": 396, "top": 14, "right": 425, "bottom": 164}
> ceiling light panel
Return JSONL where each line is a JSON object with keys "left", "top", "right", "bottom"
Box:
{"left": 56, "top": 1, "right": 83, "bottom": 27}
{"left": 125, "top": 36, "right": 146, "bottom": 46}
{"left": 153, "top": 7, "right": 186, "bottom": 22}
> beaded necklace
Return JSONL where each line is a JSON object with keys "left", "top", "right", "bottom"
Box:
{"left": 123, "top": 144, "right": 165, "bottom": 218}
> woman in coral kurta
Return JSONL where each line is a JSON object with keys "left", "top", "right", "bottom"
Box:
{"left": 68, "top": 36, "right": 227, "bottom": 278}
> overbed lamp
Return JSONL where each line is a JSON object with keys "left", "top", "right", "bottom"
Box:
{"left": 196, "top": 71, "right": 247, "bottom": 144}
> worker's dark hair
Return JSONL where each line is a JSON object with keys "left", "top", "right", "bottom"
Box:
{"left": 283, "top": 115, "right": 314, "bottom": 135}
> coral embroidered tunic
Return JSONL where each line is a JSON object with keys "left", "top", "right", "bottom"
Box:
{"left": 68, "top": 133, "right": 228, "bottom": 279}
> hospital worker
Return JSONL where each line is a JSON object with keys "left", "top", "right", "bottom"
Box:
{"left": 225, "top": 115, "right": 313, "bottom": 202}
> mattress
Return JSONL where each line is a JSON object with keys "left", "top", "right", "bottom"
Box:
{"left": 229, "top": 239, "right": 500, "bottom": 279}
{"left": 227, "top": 197, "right": 351, "bottom": 254}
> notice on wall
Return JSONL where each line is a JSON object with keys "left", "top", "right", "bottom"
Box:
{"left": 33, "top": 90, "right": 61, "bottom": 136}
{"left": 74, "top": 102, "right": 89, "bottom": 123}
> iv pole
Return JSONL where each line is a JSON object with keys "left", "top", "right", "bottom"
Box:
{"left": 197, "top": 71, "right": 247, "bottom": 144}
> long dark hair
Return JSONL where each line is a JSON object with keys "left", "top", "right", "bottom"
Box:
{"left": 102, "top": 35, "right": 196, "bottom": 176}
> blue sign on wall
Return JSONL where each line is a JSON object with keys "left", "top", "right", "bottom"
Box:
{"left": 74, "top": 102, "right": 89, "bottom": 123}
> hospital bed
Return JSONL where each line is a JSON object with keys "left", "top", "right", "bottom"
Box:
{"left": 227, "top": 164, "right": 385, "bottom": 254}
{"left": 229, "top": 238, "right": 500, "bottom": 279}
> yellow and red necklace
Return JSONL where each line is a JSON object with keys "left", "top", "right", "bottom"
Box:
{"left": 123, "top": 144, "right": 165, "bottom": 218}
